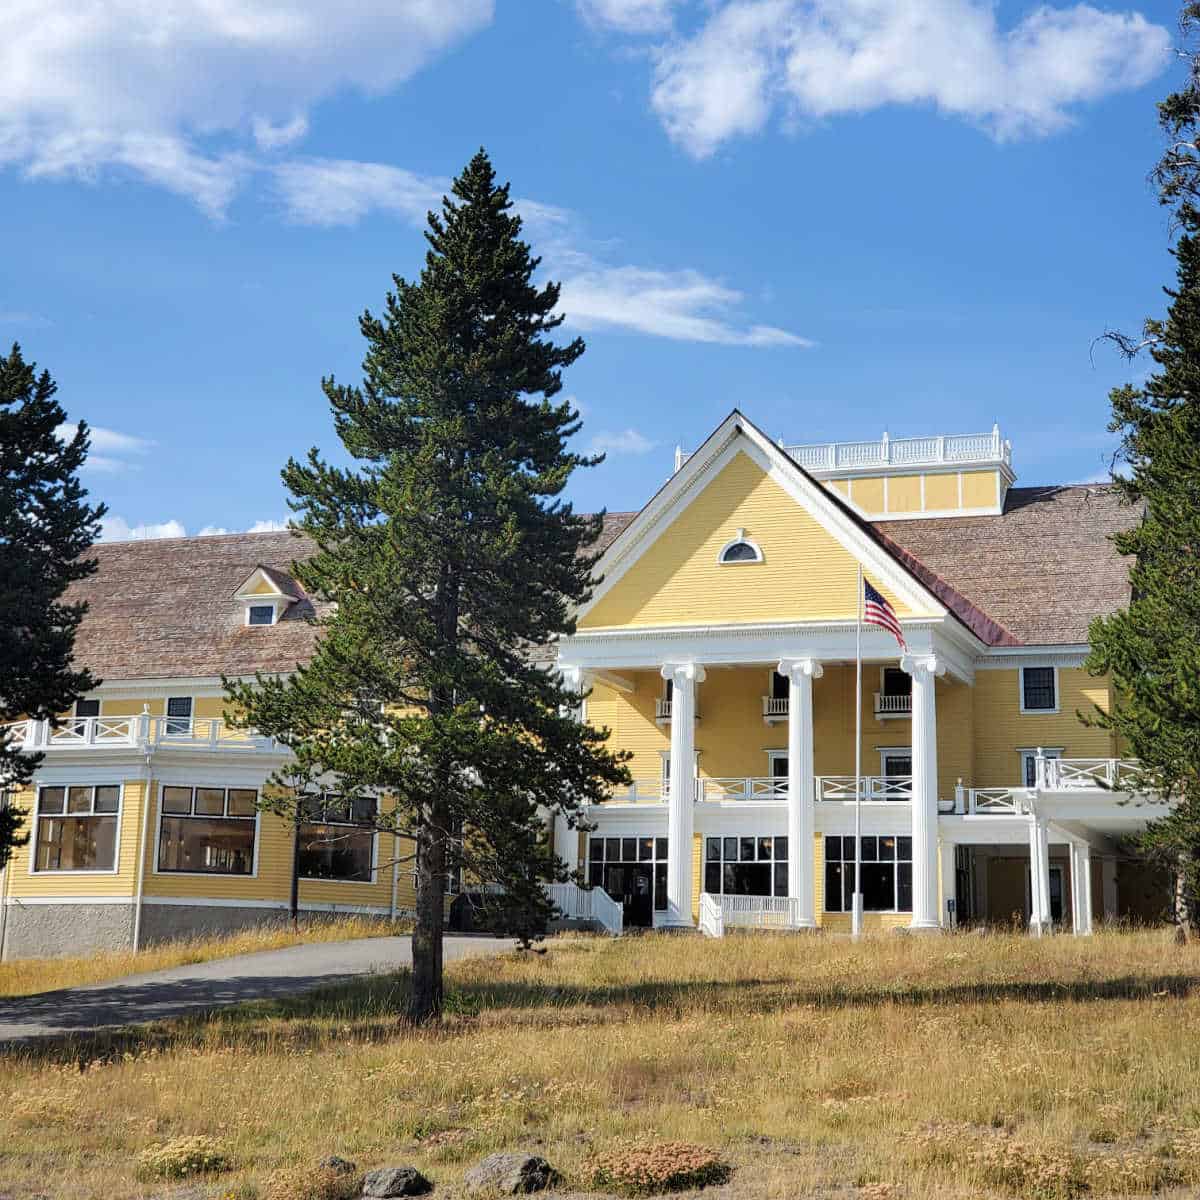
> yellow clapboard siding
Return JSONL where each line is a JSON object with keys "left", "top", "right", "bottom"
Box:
{"left": 886, "top": 475, "right": 922, "bottom": 514}
{"left": 101, "top": 698, "right": 164, "bottom": 717}
{"left": 961, "top": 470, "right": 1000, "bottom": 508}
{"left": 924, "top": 472, "right": 959, "bottom": 510}
{"left": 692, "top": 832, "right": 702, "bottom": 922}
{"left": 580, "top": 450, "right": 927, "bottom": 630}
{"left": 849, "top": 476, "right": 885, "bottom": 514}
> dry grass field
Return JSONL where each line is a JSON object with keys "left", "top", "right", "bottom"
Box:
{"left": 2, "top": 929, "right": 1200, "bottom": 1199}
{"left": 0, "top": 915, "right": 406, "bottom": 998}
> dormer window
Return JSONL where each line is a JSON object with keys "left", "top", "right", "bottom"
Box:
{"left": 233, "top": 565, "right": 302, "bottom": 628}
{"left": 718, "top": 529, "right": 763, "bottom": 564}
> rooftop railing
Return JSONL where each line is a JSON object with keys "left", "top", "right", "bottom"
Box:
{"left": 2, "top": 715, "right": 284, "bottom": 754}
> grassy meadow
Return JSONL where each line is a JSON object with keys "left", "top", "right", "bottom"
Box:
{"left": 3, "top": 929, "right": 1200, "bottom": 1199}
{"left": 0, "top": 915, "right": 407, "bottom": 998}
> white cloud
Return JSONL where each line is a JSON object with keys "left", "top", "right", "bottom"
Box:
{"left": 558, "top": 264, "right": 812, "bottom": 346}
{"left": 57, "top": 422, "right": 153, "bottom": 473}
{"left": 246, "top": 518, "right": 289, "bottom": 533}
{"left": 577, "top": 0, "right": 681, "bottom": 34}
{"left": 272, "top": 159, "right": 446, "bottom": 227}
{"left": 0, "top": 1, "right": 494, "bottom": 215}
{"left": 198, "top": 525, "right": 232, "bottom": 536}
{"left": 99, "top": 515, "right": 187, "bottom": 542}
{"left": 589, "top": 427, "right": 657, "bottom": 455}
{"left": 649, "top": 0, "right": 1170, "bottom": 158}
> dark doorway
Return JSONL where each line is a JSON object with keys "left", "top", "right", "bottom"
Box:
{"left": 604, "top": 863, "right": 654, "bottom": 927}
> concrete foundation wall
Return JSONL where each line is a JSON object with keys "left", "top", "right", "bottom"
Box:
{"left": 2, "top": 902, "right": 136, "bottom": 960}
{"left": 137, "top": 903, "right": 293, "bottom": 946}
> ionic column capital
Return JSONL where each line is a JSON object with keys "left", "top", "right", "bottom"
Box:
{"left": 776, "top": 657, "right": 824, "bottom": 681}
{"left": 900, "top": 652, "right": 945, "bottom": 680}
{"left": 661, "top": 661, "right": 707, "bottom": 685}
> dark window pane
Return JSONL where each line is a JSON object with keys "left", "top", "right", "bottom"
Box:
{"left": 1023, "top": 667, "right": 1056, "bottom": 710}
{"left": 349, "top": 797, "right": 377, "bottom": 823}
{"left": 162, "top": 786, "right": 192, "bottom": 814}
{"left": 897, "top": 837, "right": 912, "bottom": 862}
{"left": 67, "top": 786, "right": 91, "bottom": 814}
{"left": 654, "top": 862, "right": 667, "bottom": 910}
{"left": 248, "top": 605, "right": 275, "bottom": 626}
{"left": 165, "top": 696, "right": 193, "bottom": 735}
{"left": 1024, "top": 755, "right": 1037, "bottom": 788}
{"left": 740, "top": 837, "right": 756, "bottom": 863}
{"left": 298, "top": 823, "right": 374, "bottom": 882}
{"left": 775, "top": 835, "right": 788, "bottom": 861}
{"left": 588, "top": 862, "right": 604, "bottom": 887}
{"left": 771, "top": 671, "right": 789, "bottom": 700}
{"left": 94, "top": 786, "right": 120, "bottom": 814}
{"left": 862, "top": 836, "right": 878, "bottom": 862}
{"left": 730, "top": 862, "right": 771, "bottom": 896}
{"left": 621, "top": 837, "right": 637, "bottom": 862}
{"left": 825, "top": 835, "right": 841, "bottom": 862}
{"left": 722, "top": 863, "right": 736, "bottom": 892}
{"left": 723, "top": 837, "right": 738, "bottom": 862}
{"left": 705, "top": 837, "right": 721, "bottom": 862}
{"left": 721, "top": 540, "right": 758, "bottom": 562}
{"left": 843, "top": 861, "right": 857, "bottom": 911}
{"left": 879, "top": 835, "right": 897, "bottom": 861}
{"left": 38, "top": 787, "right": 65, "bottom": 815}
{"left": 770, "top": 755, "right": 788, "bottom": 779}
{"left": 655, "top": 837, "right": 668, "bottom": 859}
{"left": 884, "top": 756, "right": 912, "bottom": 778}
{"left": 862, "top": 862, "right": 895, "bottom": 911}
{"left": 75, "top": 699, "right": 101, "bottom": 718}
{"left": 35, "top": 815, "right": 117, "bottom": 871}
{"left": 882, "top": 667, "right": 911, "bottom": 697}
{"left": 758, "top": 837, "right": 773, "bottom": 861}
{"left": 195, "top": 788, "right": 225, "bottom": 816}
{"left": 589, "top": 838, "right": 604, "bottom": 862}
{"left": 897, "top": 862, "right": 913, "bottom": 911}
{"left": 704, "top": 863, "right": 721, "bottom": 894}
{"left": 158, "top": 816, "right": 255, "bottom": 874}
{"left": 774, "top": 862, "right": 788, "bottom": 896}
{"left": 605, "top": 837, "right": 621, "bottom": 861}
{"left": 639, "top": 837, "right": 654, "bottom": 862}
{"left": 825, "top": 861, "right": 843, "bottom": 912}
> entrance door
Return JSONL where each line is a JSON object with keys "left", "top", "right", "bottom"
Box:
{"left": 603, "top": 863, "right": 654, "bottom": 928}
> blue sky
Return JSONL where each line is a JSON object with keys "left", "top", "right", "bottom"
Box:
{"left": 0, "top": 0, "right": 1184, "bottom": 538}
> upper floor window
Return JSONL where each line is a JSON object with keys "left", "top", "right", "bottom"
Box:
{"left": 1020, "top": 667, "right": 1058, "bottom": 713}
{"left": 74, "top": 698, "right": 100, "bottom": 719}
{"left": 718, "top": 529, "right": 763, "bottom": 564}
{"left": 298, "top": 794, "right": 377, "bottom": 883}
{"left": 34, "top": 785, "right": 119, "bottom": 872}
{"left": 247, "top": 604, "right": 276, "bottom": 626}
{"left": 881, "top": 667, "right": 911, "bottom": 698}
{"left": 1021, "top": 748, "right": 1063, "bottom": 788}
{"left": 158, "top": 785, "right": 257, "bottom": 875}
{"left": 165, "top": 696, "right": 193, "bottom": 736}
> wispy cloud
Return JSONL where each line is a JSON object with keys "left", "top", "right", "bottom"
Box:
{"left": 590, "top": 427, "right": 657, "bottom": 455}
{"left": 641, "top": 0, "right": 1169, "bottom": 158}
{"left": 0, "top": 310, "right": 51, "bottom": 328}
{"left": 58, "top": 422, "right": 153, "bottom": 473}
{"left": 102, "top": 517, "right": 290, "bottom": 543}
{"left": 576, "top": 0, "right": 681, "bottom": 34}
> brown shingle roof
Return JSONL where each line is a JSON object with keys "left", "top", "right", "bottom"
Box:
{"left": 876, "top": 484, "right": 1139, "bottom": 646}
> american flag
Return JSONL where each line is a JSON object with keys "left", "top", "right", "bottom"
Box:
{"left": 864, "top": 578, "right": 906, "bottom": 650}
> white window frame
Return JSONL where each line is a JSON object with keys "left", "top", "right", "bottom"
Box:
{"left": 1018, "top": 665, "right": 1059, "bottom": 715}
{"left": 153, "top": 783, "right": 261, "bottom": 879}
{"left": 164, "top": 695, "right": 195, "bottom": 736}
{"left": 716, "top": 529, "right": 764, "bottom": 565}
{"left": 246, "top": 603, "right": 279, "bottom": 627}
{"left": 1018, "top": 747, "right": 1064, "bottom": 789}
{"left": 823, "top": 832, "right": 913, "bottom": 914}
{"left": 767, "top": 749, "right": 789, "bottom": 780}
{"left": 297, "top": 793, "right": 379, "bottom": 886}
{"left": 659, "top": 750, "right": 700, "bottom": 783}
{"left": 74, "top": 698, "right": 101, "bottom": 718}
{"left": 30, "top": 783, "right": 124, "bottom": 875}
{"left": 878, "top": 747, "right": 913, "bottom": 777}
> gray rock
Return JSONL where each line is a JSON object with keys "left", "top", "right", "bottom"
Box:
{"left": 319, "top": 1156, "right": 358, "bottom": 1176}
{"left": 363, "top": 1166, "right": 433, "bottom": 1197}
{"left": 463, "top": 1153, "right": 557, "bottom": 1195}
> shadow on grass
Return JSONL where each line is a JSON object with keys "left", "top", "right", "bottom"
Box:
{"left": 5, "top": 959, "right": 1198, "bottom": 1069}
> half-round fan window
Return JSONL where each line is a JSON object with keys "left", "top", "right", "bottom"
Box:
{"left": 718, "top": 530, "right": 764, "bottom": 564}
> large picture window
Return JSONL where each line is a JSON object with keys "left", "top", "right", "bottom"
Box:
{"left": 34, "top": 785, "right": 119, "bottom": 872}
{"left": 704, "top": 835, "right": 788, "bottom": 898}
{"left": 298, "top": 794, "right": 376, "bottom": 883}
{"left": 158, "top": 785, "right": 257, "bottom": 875}
{"left": 824, "top": 835, "right": 912, "bottom": 913}
{"left": 588, "top": 836, "right": 669, "bottom": 927}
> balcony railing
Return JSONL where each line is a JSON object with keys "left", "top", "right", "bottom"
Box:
{"left": 2, "top": 716, "right": 284, "bottom": 754}
{"left": 762, "top": 696, "right": 788, "bottom": 722}
{"left": 816, "top": 775, "right": 913, "bottom": 802}
{"left": 675, "top": 427, "right": 1010, "bottom": 475}
{"left": 873, "top": 692, "right": 912, "bottom": 718}
{"left": 655, "top": 698, "right": 700, "bottom": 722}
{"left": 1042, "top": 757, "right": 1146, "bottom": 792}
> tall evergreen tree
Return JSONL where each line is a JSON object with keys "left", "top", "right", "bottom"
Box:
{"left": 0, "top": 344, "right": 105, "bottom": 869}
{"left": 1088, "top": 9, "right": 1200, "bottom": 932}
{"left": 228, "top": 150, "right": 629, "bottom": 1022}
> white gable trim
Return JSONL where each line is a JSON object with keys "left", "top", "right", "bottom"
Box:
{"left": 578, "top": 412, "right": 949, "bottom": 625}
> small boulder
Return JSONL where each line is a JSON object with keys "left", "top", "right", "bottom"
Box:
{"left": 463, "top": 1152, "right": 557, "bottom": 1195}
{"left": 319, "top": 1156, "right": 358, "bottom": 1176}
{"left": 363, "top": 1166, "right": 434, "bottom": 1197}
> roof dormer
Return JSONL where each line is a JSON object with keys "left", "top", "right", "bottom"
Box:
{"left": 233, "top": 565, "right": 302, "bottom": 627}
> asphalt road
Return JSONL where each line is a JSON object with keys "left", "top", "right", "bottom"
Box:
{"left": 0, "top": 935, "right": 513, "bottom": 1044}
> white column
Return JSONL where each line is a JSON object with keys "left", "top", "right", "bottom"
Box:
{"left": 1069, "top": 842, "right": 1093, "bottom": 936}
{"left": 662, "top": 662, "right": 704, "bottom": 927}
{"left": 778, "top": 657, "right": 822, "bottom": 928}
{"left": 1028, "top": 816, "right": 1051, "bottom": 935}
{"left": 938, "top": 840, "right": 957, "bottom": 928}
{"left": 901, "top": 652, "right": 945, "bottom": 930}
{"left": 554, "top": 664, "right": 586, "bottom": 870}
{"left": 1080, "top": 844, "right": 1094, "bottom": 935}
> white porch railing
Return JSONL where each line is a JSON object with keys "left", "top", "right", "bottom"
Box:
{"left": 700, "top": 777, "right": 787, "bottom": 801}
{"left": 873, "top": 692, "right": 912, "bottom": 717}
{"left": 675, "top": 427, "right": 1010, "bottom": 475}
{"left": 954, "top": 786, "right": 1028, "bottom": 815}
{"left": 2, "top": 716, "right": 283, "bottom": 754}
{"left": 1043, "top": 758, "right": 1146, "bottom": 792}
{"left": 816, "top": 775, "right": 913, "bottom": 802}
{"left": 544, "top": 882, "right": 623, "bottom": 934}
{"left": 762, "top": 696, "right": 788, "bottom": 721}
{"left": 698, "top": 891, "right": 724, "bottom": 938}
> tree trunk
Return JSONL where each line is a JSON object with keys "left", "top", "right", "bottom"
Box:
{"left": 1175, "top": 852, "right": 1195, "bottom": 944}
{"left": 409, "top": 809, "right": 446, "bottom": 1023}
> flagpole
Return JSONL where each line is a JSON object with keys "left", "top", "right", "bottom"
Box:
{"left": 853, "top": 564, "right": 864, "bottom": 939}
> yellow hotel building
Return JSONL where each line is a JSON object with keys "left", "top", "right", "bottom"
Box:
{"left": 0, "top": 411, "right": 1168, "bottom": 957}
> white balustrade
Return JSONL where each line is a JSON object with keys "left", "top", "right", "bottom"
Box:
{"left": 1042, "top": 758, "right": 1146, "bottom": 792}
{"left": 762, "top": 695, "right": 789, "bottom": 719}
{"left": 815, "top": 775, "right": 913, "bottom": 802}
{"left": 873, "top": 692, "right": 912, "bottom": 717}
{"left": 545, "top": 882, "right": 623, "bottom": 934}
{"left": 1, "top": 715, "right": 281, "bottom": 754}
{"left": 698, "top": 891, "right": 724, "bottom": 938}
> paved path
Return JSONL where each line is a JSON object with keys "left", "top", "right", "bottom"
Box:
{"left": 0, "top": 935, "right": 513, "bottom": 1045}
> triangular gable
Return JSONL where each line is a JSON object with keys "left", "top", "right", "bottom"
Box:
{"left": 578, "top": 411, "right": 1004, "bottom": 643}
{"left": 232, "top": 565, "right": 302, "bottom": 602}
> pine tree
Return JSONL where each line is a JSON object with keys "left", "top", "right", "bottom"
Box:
{"left": 0, "top": 344, "right": 105, "bottom": 869}
{"left": 1086, "top": 9, "right": 1200, "bottom": 929}
{"left": 227, "top": 150, "right": 629, "bottom": 1022}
